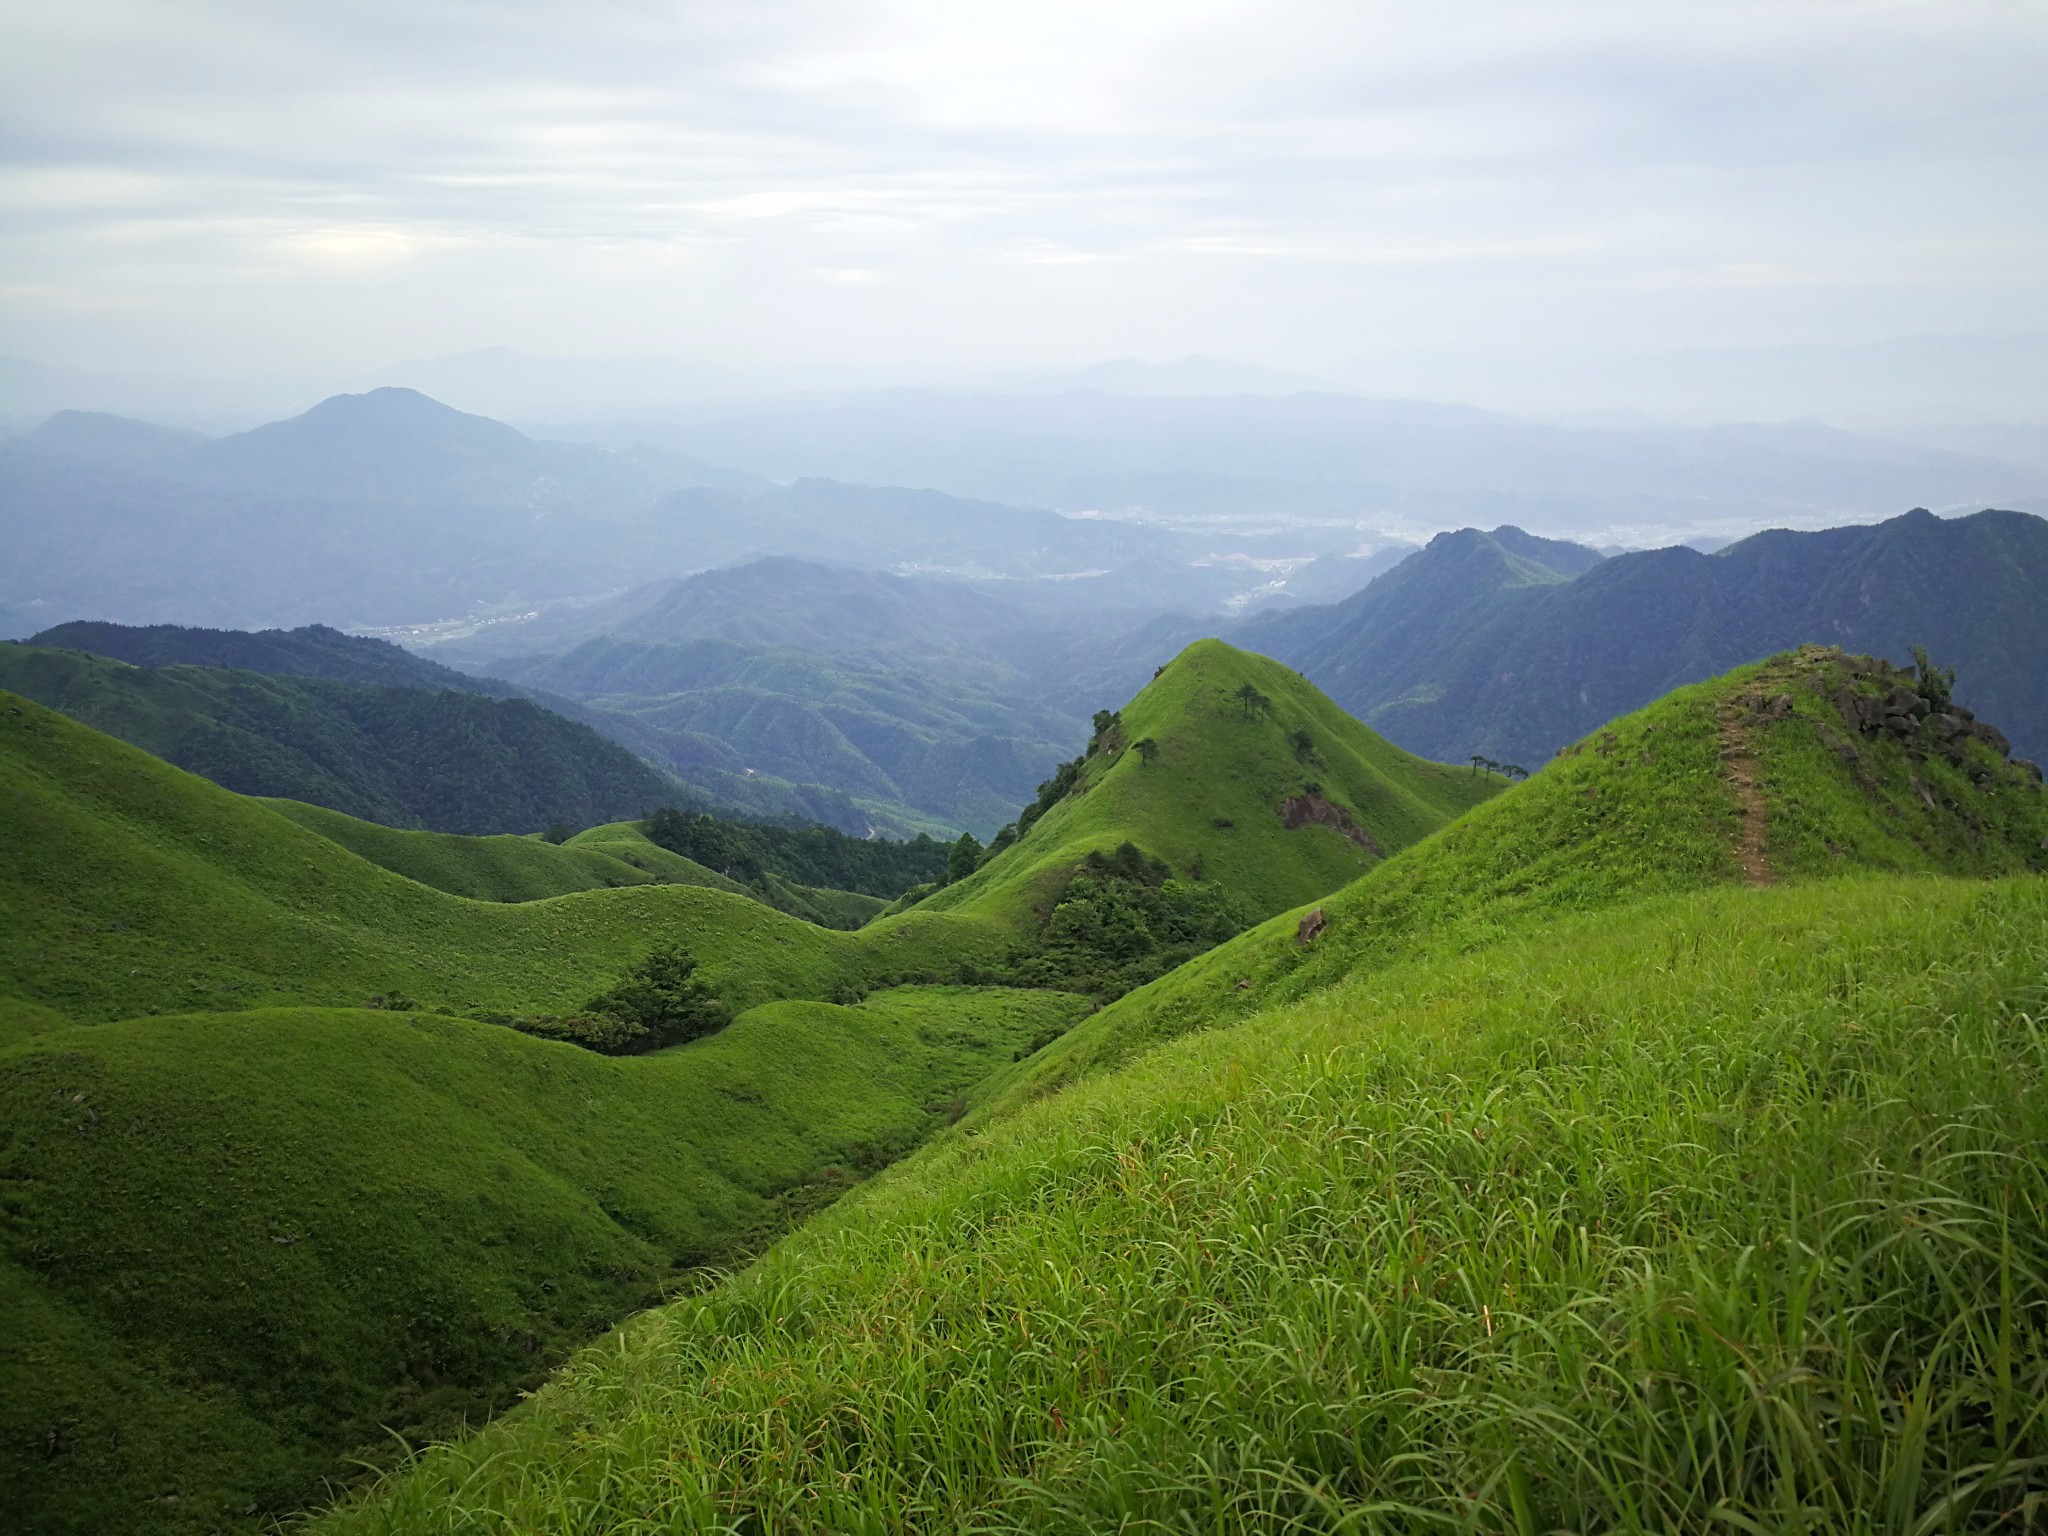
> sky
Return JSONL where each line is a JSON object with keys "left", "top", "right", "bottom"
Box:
{"left": 2, "top": 0, "right": 2045, "bottom": 403}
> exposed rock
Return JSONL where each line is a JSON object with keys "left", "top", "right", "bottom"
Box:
{"left": 1277, "top": 791, "right": 1383, "bottom": 857}
{"left": 1295, "top": 907, "right": 1327, "bottom": 946}
{"left": 2016, "top": 759, "right": 2043, "bottom": 785}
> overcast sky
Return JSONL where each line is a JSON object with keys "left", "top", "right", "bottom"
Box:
{"left": 3, "top": 0, "right": 2045, "bottom": 399}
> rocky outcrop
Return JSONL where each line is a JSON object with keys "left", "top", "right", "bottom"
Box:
{"left": 1819, "top": 653, "right": 2020, "bottom": 774}
{"left": 1277, "top": 791, "right": 1383, "bottom": 857}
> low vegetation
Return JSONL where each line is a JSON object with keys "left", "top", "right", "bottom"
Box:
{"left": 317, "top": 875, "right": 2048, "bottom": 1533}
{"left": 11, "top": 637, "right": 2044, "bottom": 1536}
{"left": 1, "top": 986, "right": 1092, "bottom": 1536}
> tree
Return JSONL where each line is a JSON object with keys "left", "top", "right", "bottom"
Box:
{"left": 946, "top": 830, "right": 984, "bottom": 884}
{"left": 1133, "top": 736, "right": 1159, "bottom": 764}
{"left": 1288, "top": 728, "right": 1316, "bottom": 763}
{"left": 541, "top": 822, "right": 572, "bottom": 845}
{"left": 581, "top": 946, "right": 730, "bottom": 1053}
{"left": 1235, "top": 683, "right": 1268, "bottom": 720}
{"left": 1912, "top": 645, "right": 1956, "bottom": 711}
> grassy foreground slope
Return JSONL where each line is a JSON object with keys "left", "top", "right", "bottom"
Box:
{"left": 990, "top": 646, "right": 2048, "bottom": 1111}
{"left": 1, "top": 986, "right": 1091, "bottom": 1536}
{"left": 924, "top": 639, "right": 1500, "bottom": 932}
{"left": 320, "top": 876, "right": 2048, "bottom": 1534}
{"left": 0, "top": 689, "right": 1004, "bottom": 1027}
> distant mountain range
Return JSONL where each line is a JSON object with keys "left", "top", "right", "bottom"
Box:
{"left": 23, "top": 612, "right": 1092, "bottom": 837}
{"left": 1235, "top": 507, "right": 2048, "bottom": 768}
{"left": 0, "top": 388, "right": 1294, "bottom": 635}
{"left": 580, "top": 389, "right": 2044, "bottom": 539}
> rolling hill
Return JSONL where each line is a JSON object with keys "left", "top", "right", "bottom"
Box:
{"left": 0, "top": 644, "right": 681, "bottom": 835}
{"left": 918, "top": 638, "right": 1503, "bottom": 933}
{"left": 305, "top": 648, "right": 2048, "bottom": 1535}
{"left": 25, "top": 611, "right": 1087, "bottom": 837}
{"left": 1241, "top": 506, "right": 2048, "bottom": 768}
{"left": 1, "top": 643, "right": 1497, "bottom": 1533}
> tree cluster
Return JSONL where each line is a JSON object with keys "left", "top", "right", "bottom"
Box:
{"left": 1003, "top": 841, "right": 1250, "bottom": 999}
{"left": 641, "top": 806, "right": 947, "bottom": 897}
{"left": 480, "top": 945, "right": 730, "bottom": 1055}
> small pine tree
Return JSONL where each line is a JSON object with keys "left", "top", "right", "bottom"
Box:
{"left": 1134, "top": 737, "right": 1159, "bottom": 764}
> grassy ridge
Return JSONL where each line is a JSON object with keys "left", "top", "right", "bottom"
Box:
{"left": 263, "top": 801, "right": 742, "bottom": 903}
{"left": 985, "top": 649, "right": 2048, "bottom": 1114}
{"left": 316, "top": 875, "right": 2048, "bottom": 1533}
{"left": 1, "top": 986, "right": 1092, "bottom": 1536}
{"left": 0, "top": 689, "right": 1005, "bottom": 1025}
{"left": 924, "top": 639, "right": 1500, "bottom": 933}
{"left": 0, "top": 645, "right": 679, "bottom": 834}
{"left": 265, "top": 803, "right": 886, "bottom": 927}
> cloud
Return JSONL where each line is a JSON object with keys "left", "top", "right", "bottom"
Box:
{"left": 0, "top": 0, "right": 2044, "bottom": 393}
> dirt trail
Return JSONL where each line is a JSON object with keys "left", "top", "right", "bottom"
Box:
{"left": 1716, "top": 699, "right": 1774, "bottom": 888}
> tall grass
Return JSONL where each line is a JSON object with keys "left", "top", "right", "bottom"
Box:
{"left": 319, "top": 875, "right": 2048, "bottom": 1533}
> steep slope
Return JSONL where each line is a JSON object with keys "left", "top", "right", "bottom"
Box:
{"left": 993, "top": 645, "right": 2048, "bottom": 1110}
{"left": 1242, "top": 506, "right": 2048, "bottom": 766}
{"left": 0, "top": 693, "right": 1079, "bottom": 1533}
{"left": 311, "top": 818, "right": 2048, "bottom": 1528}
{"left": 921, "top": 639, "right": 1502, "bottom": 934}
{"left": 0, "top": 645, "right": 680, "bottom": 834}
{"left": 1, "top": 986, "right": 1091, "bottom": 1536}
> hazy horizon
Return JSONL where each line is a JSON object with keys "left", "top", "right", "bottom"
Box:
{"left": 5, "top": 1, "right": 2046, "bottom": 425}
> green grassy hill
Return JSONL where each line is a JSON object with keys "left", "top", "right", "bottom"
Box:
{"left": 2, "top": 986, "right": 1089, "bottom": 1536}
{"left": 306, "top": 647, "right": 2048, "bottom": 1534}
{"left": 0, "top": 644, "right": 680, "bottom": 835}
{"left": 264, "top": 803, "right": 888, "bottom": 927}
{"left": 921, "top": 638, "right": 1502, "bottom": 933}
{"left": 314, "top": 874, "right": 2048, "bottom": 1535}
{"left": 0, "top": 688, "right": 1005, "bottom": 1031}
{"left": 988, "top": 644, "right": 2048, "bottom": 1112}
{"left": 261, "top": 801, "right": 728, "bottom": 902}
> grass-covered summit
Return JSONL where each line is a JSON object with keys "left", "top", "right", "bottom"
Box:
{"left": 994, "top": 643, "right": 2048, "bottom": 1106}
{"left": 922, "top": 638, "right": 1501, "bottom": 932}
